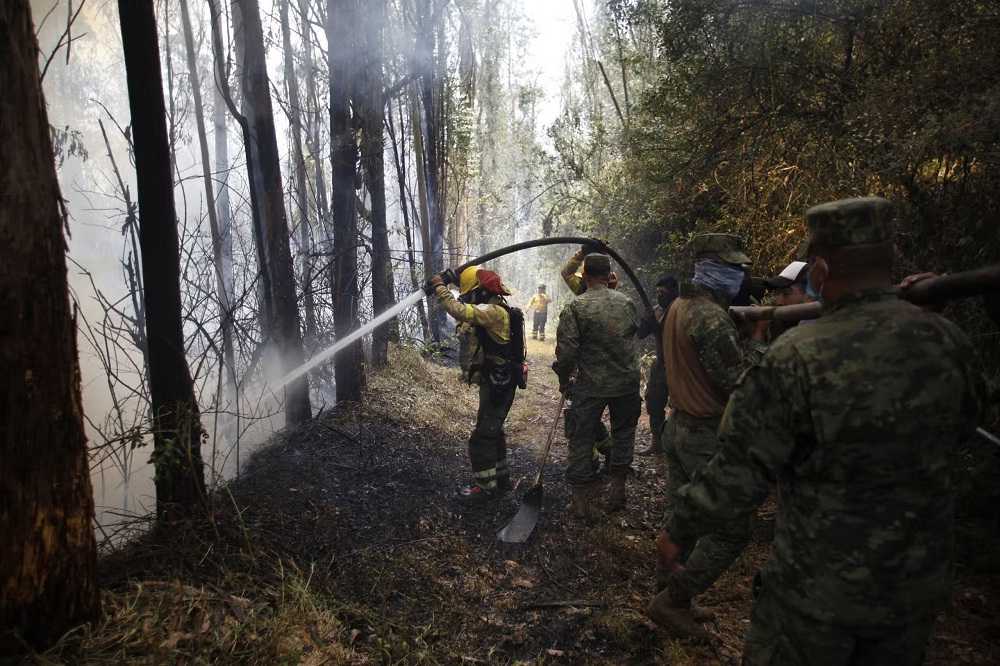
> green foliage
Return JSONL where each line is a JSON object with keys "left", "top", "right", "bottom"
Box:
{"left": 550, "top": 0, "right": 1000, "bottom": 505}
{"left": 557, "top": 1, "right": 998, "bottom": 311}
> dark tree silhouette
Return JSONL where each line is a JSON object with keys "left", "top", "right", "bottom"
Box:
{"left": 0, "top": 1, "right": 98, "bottom": 653}
{"left": 232, "top": 0, "right": 312, "bottom": 425}
{"left": 118, "top": 0, "right": 206, "bottom": 520}
{"left": 328, "top": 0, "right": 364, "bottom": 401}
{"left": 358, "top": 0, "right": 398, "bottom": 366}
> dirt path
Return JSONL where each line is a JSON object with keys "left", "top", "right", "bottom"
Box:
{"left": 82, "top": 342, "right": 999, "bottom": 665}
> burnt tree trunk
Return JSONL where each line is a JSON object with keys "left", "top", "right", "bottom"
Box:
{"left": 358, "top": 0, "right": 397, "bottom": 366}
{"left": 118, "top": 0, "right": 206, "bottom": 520}
{"left": 232, "top": 0, "right": 312, "bottom": 424}
{"left": 414, "top": 0, "right": 446, "bottom": 340}
{"left": 280, "top": 0, "right": 317, "bottom": 346}
{"left": 327, "top": 0, "right": 364, "bottom": 401}
{"left": 0, "top": 1, "right": 99, "bottom": 652}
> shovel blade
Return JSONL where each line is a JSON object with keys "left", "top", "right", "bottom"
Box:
{"left": 497, "top": 484, "right": 544, "bottom": 543}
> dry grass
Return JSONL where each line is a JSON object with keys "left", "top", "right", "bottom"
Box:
{"left": 19, "top": 343, "right": 999, "bottom": 665}
{"left": 34, "top": 565, "right": 360, "bottom": 665}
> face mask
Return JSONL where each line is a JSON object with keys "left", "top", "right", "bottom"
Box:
{"left": 692, "top": 260, "right": 745, "bottom": 301}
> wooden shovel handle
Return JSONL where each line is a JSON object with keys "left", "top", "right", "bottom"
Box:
{"left": 535, "top": 394, "right": 566, "bottom": 484}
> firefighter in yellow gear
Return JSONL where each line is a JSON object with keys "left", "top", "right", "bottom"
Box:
{"left": 428, "top": 266, "right": 523, "bottom": 502}
{"left": 527, "top": 285, "right": 552, "bottom": 340}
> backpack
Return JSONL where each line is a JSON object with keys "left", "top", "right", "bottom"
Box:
{"left": 476, "top": 303, "right": 528, "bottom": 392}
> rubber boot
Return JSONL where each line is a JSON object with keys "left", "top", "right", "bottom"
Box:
{"left": 646, "top": 589, "right": 713, "bottom": 642}
{"left": 606, "top": 467, "right": 627, "bottom": 512}
{"left": 569, "top": 483, "right": 598, "bottom": 522}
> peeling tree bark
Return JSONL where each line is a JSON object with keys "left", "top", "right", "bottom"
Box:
{"left": 0, "top": 1, "right": 99, "bottom": 653}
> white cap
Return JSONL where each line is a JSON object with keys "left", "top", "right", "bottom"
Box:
{"left": 778, "top": 261, "right": 808, "bottom": 282}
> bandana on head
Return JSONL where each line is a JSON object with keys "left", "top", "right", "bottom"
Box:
{"left": 692, "top": 260, "right": 745, "bottom": 300}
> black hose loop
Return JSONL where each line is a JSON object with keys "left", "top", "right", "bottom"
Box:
{"left": 455, "top": 236, "right": 654, "bottom": 315}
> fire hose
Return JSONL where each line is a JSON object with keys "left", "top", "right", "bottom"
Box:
{"left": 730, "top": 263, "right": 1000, "bottom": 322}
{"left": 447, "top": 236, "right": 655, "bottom": 316}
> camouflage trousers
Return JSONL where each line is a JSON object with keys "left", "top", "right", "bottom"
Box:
{"left": 565, "top": 391, "right": 641, "bottom": 485}
{"left": 644, "top": 360, "right": 668, "bottom": 453}
{"left": 743, "top": 575, "right": 934, "bottom": 666}
{"left": 660, "top": 412, "right": 750, "bottom": 600}
{"left": 564, "top": 402, "right": 613, "bottom": 463}
{"left": 469, "top": 381, "right": 516, "bottom": 489}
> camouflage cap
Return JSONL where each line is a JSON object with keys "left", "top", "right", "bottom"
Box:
{"left": 806, "top": 197, "right": 894, "bottom": 250}
{"left": 583, "top": 253, "right": 612, "bottom": 276}
{"left": 688, "top": 233, "right": 751, "bottom": 265}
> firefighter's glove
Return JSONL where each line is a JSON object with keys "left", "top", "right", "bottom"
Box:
{"left": 424, "top": 274, "right": 445, "bottom": 296}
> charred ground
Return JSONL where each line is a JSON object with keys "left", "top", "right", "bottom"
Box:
{"left": 36, "top": 341, "right": 1000, "bottom": 664}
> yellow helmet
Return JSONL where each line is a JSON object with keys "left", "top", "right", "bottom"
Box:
{"left": 458, "top": 265, "right": 481, "bottom": 295}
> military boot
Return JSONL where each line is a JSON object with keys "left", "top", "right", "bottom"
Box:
{"left": 646, "top": 589, "right": 713, "bottom": 642}
{"left": 606, "top": 466, "right": 628, "bottom": 512}
{"left": 568, "top": 483, "right": 598, "bottom": 522}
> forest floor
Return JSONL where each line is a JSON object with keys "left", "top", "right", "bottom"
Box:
{"left": 36, "top": 340, "right": 1000, "bottom": 664}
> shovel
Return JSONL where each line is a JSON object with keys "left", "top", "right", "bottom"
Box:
{"left": 497, "top": 394, "right": 566, "bottom": 543}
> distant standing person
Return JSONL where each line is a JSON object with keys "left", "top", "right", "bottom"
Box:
{"left": 427, "top": 266, "right": 526, "bottom": 502}
{"left": 527, "top": 284, "right": 552, "bottom": 340}
{"left": 651, "top": 197, "right": 986, "bottom": 663}
{"left": 553, "top": 254, "right": 641, "bottom": 517}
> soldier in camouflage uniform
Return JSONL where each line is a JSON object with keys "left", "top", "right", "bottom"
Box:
{"left": 553, "top": 254, "right": 641, "bottom": 517}
{"left": 650, "top": 197, "right": 986, "bottom": 664}
{"left": 656, "top": 233, "right": 767, "bottom": 631}
{"left": 560, "top": 243, "right": 616, "bottom": 471}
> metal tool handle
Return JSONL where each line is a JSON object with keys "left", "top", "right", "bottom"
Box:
{"left": 534, "top": 394, "right": 567, "bottom": 485}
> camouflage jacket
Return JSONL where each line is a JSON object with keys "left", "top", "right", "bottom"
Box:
{"left": 435, "top": 285, "right": 510, "bottom": 385}
{"left": 669, "top": 290, "right": 986, "bottom": 625}
{"left": 554, "top": 284, "right": 640, "bottom": 397}
{"left": 664, "top": 282, "right": 766, "bottom": 416}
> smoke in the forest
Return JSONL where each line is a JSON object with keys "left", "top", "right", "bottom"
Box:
{"left": 32, "top": 0, "right": 584, "bottom": 541}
